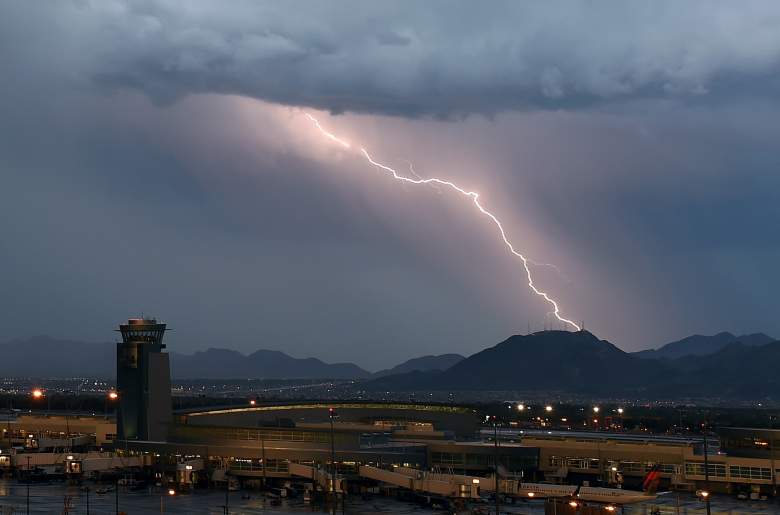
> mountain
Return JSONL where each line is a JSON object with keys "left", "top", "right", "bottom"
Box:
{"left": 169, "top": 348, "right": 370, "bottom": 379}
{"left": 366, "top": 331, "right": 780, "bottom": 399}
{"left": 372, "top": 353, "right": 465, "bottom": 378}
{"left": 661, "top": 341, "right": 780, "bottom": 397}
{"left": 0, "top": 337, "right": 370, "bottom": 379}
{"left": 366, "top": 331, "right": 671, "bottom": 394}
{"left": 633, "top": 332, "right": 775, "bottom": 360}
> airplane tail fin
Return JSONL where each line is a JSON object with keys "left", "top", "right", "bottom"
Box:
{"left": 642, "top": 465, "right": 661, "bottom": 495}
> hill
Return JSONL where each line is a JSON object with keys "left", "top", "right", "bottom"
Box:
{"left": 633, "top": 332, "right": 774, "bottom": 360}
{"left": 372, "top": 353, "right": 465, "bottom": 378}
{"left": 365, "top": 331, "right": 780, "bottom": 400}
{"left": 0, "top": 337, "right": 370, "bottom": 379}
{"left": 169, "top": 348, "right": 370, "bottom": 379}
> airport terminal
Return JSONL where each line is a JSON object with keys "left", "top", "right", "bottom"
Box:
{"left": 2, "top": 318, "right": 780, "bottom": 511}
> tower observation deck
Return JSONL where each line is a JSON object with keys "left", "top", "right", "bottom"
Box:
{"left": 116, "top": 318, "right": 172, "bottom": 441}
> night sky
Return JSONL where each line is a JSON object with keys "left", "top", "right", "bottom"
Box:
{"left": 1, "top": 2, "right": 779, "bottom": 370}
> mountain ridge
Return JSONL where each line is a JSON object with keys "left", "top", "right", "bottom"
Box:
{"left": 632, "top": 331, "right": 774, "bottom": 360}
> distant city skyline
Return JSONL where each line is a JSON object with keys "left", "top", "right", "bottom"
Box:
{"left": 1, "top": 3, "right": 779, "bottom": 370}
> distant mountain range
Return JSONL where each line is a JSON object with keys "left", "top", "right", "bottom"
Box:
{"left": 632, "top": 331, "right": 775, "bottom": 360}
{"left": 2, "top": 331, "right": 778, "bottom": 400}
{"left": 169, "top": 348, "right": 370, "bottom": 379}
{"left": 366, "top": 331, "right": 780, "bottom": 399}
{"left": 0, "top": 336, "right": 459, "bottom": 380}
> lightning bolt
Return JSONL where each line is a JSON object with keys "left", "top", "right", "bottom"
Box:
{"left": 303, "top": 112, "right": 580, "bottom": 331}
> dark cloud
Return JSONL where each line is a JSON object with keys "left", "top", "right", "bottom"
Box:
{"left": 5, "top": 2, "right": 780, "bottom": 117}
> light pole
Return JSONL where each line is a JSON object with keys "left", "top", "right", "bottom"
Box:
{"left": 26, "top": 455, "right": 31, "bottom": 515}
{"left": 702, "top": 420, "right": 711, "bottom": 515}
{"left": 329, "top": 407, "right": 338, "bottom": 515}
{"left": 161, "top": 488, "right": 175, "bottom": 513}
{"left": 105, "top": 391, "right": 118, "bottom": 418}
{"left": 492, "top": 416, "right": 500, "bottom": 515}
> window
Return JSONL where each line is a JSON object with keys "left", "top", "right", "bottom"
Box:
{"left": 685, "top": 462, "right": 726, "bottom": 478}
{"left": 729, "top": 466, "right": 771, "bottom": 481}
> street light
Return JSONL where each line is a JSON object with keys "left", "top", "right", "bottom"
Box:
{"left": 161, "top": 488, "right": 175, "bottom": 513}
{"left": 517, "top": 403, "right": 525, "bottom": 411}
{"left": 545, "top": 405, "right": 553, "bottom": 413}
{"left": 105, "top": 391, "right": 118, "bottom": 418}
{"left": 593, "top": 406, "right": 600, "bottom": 413}
{"left": 31, "top": 388, "right": 50, "bottom": 414}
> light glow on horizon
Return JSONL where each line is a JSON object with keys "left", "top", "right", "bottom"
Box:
{"left": 303, "top": 112, "right": 580, "bottom": 330}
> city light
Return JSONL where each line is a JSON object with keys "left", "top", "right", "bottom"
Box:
{"left": 517, "top": 404, "right": 525, "bottom": 412}
{"left": 617, "top": 407, "right": 624, "bottom": 414}
{"left": 168, "top": 488, "right": 176, "bottom": 496}
{"left": 527, "top": 491, "right": 535, "bottom": 497}
{"left": 250, "top": 399, "right": 256, "bottom": 406}
{"left": 108, "top": 391, "right": 118, "bottom": 400}
{"left": 606, "top": 506, "right": 616, "bottom": 512}
{"left": 31, "top": 389, "right": 43, "bottom": 399}
{"left": 569, "top": 501, "right": 578, "bottom": 507}
{"left": 593, "top": 406, "right": 600, "bottom": 413}
{"left": 545, "top": 405, "right": 553, "bottom": 412}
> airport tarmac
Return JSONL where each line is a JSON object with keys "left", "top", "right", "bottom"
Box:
{"left": 1, "top": 480, "right": 778, "bottom": 514}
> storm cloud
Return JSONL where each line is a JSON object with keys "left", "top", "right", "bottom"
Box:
{"left": 5, "top": 1, "right": 780, "bottom": 116}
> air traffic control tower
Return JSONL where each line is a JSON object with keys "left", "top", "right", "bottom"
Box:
{"left": 116, "top": 318, "right": 172, "bottom": 441}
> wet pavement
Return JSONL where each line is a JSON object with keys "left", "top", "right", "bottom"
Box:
{"left": 1, "top": 480, "right": 779, "bottom": 514}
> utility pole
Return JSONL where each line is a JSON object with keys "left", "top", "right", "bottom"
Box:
{"left": 493, "top": 416, "right": 500, "bottom": 515}
{"left": 115, "top": 475, "right": 119, "bottom": 515}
